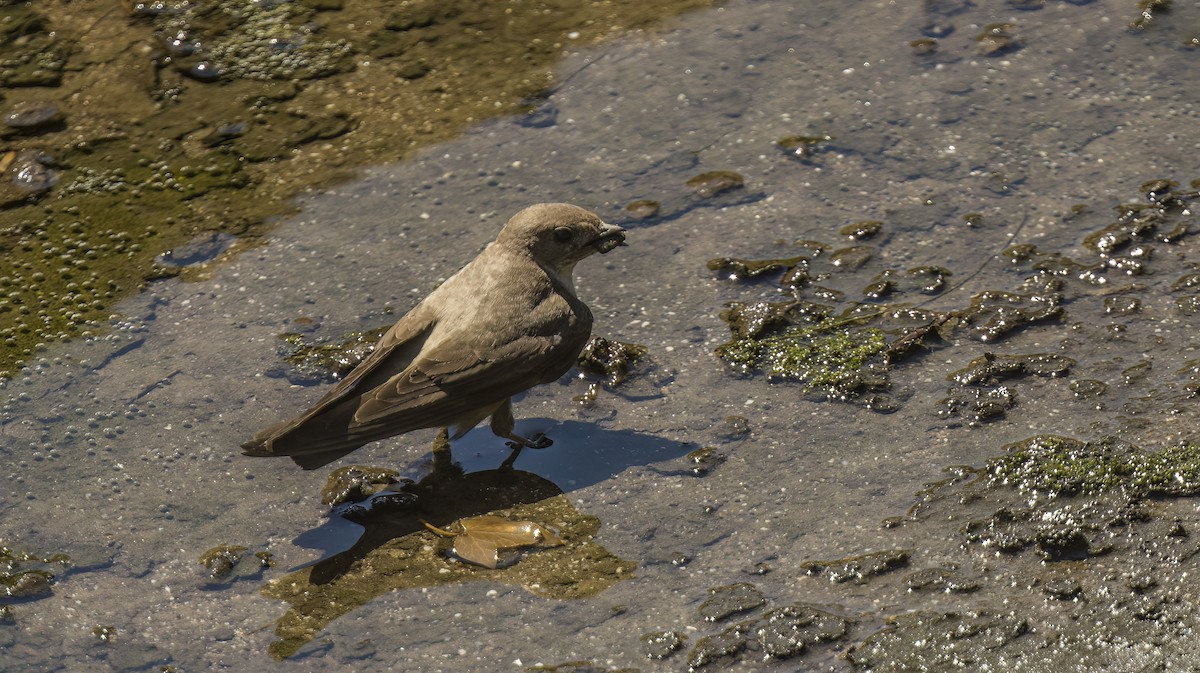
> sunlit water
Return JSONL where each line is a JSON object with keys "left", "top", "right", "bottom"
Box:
{"left": 4, "top": 0, "right": 1200, "bottom": 670}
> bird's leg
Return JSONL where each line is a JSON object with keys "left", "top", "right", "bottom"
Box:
{"left": 499, "top": 444, "right": 523, "bottom": 470}
{"left": 491, "top": 398, "right": 553, "bottom": 449}
{"left": 429, "top": 427, "right": 456, "bottom": 473}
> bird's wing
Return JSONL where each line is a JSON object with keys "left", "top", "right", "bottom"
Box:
{"left": 351, "top": 330, "right": 584, "bottom": 428}
{"left": 243, "top": 307, "right": 438, "bottom": 448}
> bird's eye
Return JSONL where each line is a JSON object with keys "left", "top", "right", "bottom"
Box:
{"left": 553, "top": 226, "right": 574, "bottom": 242}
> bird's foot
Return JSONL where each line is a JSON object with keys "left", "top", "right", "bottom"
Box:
{"left": 504, "top": 432, "right": 552, "bottom": 450}
{"left": 526, "top": 432, "right": 553, "bottom": 449}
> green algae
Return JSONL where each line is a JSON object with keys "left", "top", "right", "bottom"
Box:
{"left": 949, "top": 352, "right": 1074, "bottom": 385}
{"left": 707, "top": 254, "right": 810, "bottom": 280}
{"left": 91, "top": 625, "right": 118, "bottom": 642}
{"left": 975, "top": 23, "right": 1020, "bottom": 56}
{"left": 198, "top": 545, "right": 249, "bottom": 579}
{"left": 861, "top": 429, "right": 1200, "bottom": 667}
{"left": 686, "top": 171, "right": 745, "bottom": 198}
{"left": 198, "top": 544, "right": 274, "bottom": 585}
{"left": 573, "top": 336, "right": 666, "bottom": 407}
{"left": 839, "top": 220, "right": 883, "bottom": 240}
{"left": 775, "top": 134, "right": 833, "bottom": 161}
{"left": 623, "top": 199, "right": 661, "bottom": 219}
{"left": 262, "top": 464, "right": 635, "bottom": 659}
{"left": 1131, "top": 0, "right": 1172, "bottom": 30}
{"left": 717, "top": 322, "right": 889, "bottom": 400}
{"left": 0, "top": 0, "right": 716, "bottom": 376}
{"left": 694, "top": 172, "right": 1200, "bottom": 673}
{"left": 987, "top": 435, "right": 1200, "bottom": 498}
{"left": 149, "top": 0, "right": 355, "bottom": 82}
{"left": 0, "top": 546, "right": 72, "bottom": 602}
{"left": 1, "top": 570, "right": 53, "bottom": 599}
{"left": 274, "top": 325, "right": 389, "bottom": 383}
{"left": 685, "top": 446, "right": 726, "bottom": 476}
{"left": 937, "top": 385, "right": 1016, "bottom": 424}
{"left": 711, "top": 178, "right": 1200, "bottom": 425}
{"left": 0, "top": 4, "right": 67, "bottom": 87}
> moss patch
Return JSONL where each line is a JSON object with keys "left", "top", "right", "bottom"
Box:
{"left": 0, "top": 0, "right": 715, "bottom": 376}
{"left": 987, "top": 435, "right": 1200, "bottom": 498}
{"left": 717, "top": 322, "right": 889, "bottom": 401}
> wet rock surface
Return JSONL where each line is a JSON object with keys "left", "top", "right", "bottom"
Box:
{"left": 4, "top": 0, "right": 1200, "bottom": 671}
{"left": 0, "top": 0, "right": 714, "bottom": 375}
{"left": 697, "top": 582, "right": 766, "bottom": 622}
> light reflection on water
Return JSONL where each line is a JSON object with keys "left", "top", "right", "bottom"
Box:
{"left": 5, "top": 0, "right": 1200, "bottom": 670}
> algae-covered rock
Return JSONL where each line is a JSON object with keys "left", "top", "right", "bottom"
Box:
{"left": 800, "top": 549, "right": 910, "bottom": 584}
{"left": 755, "top": 603, "right": 849, "bottom": 659}
{"left": 776, "top": 134, "right": 833, "bottom": 161}
{"left": 639, "top": 630, "right": 685, "bottom": 659}
{"left": 262, "top": 465, "right": 635, "bottom": 659}
{"left": 697, "top": 582, "right": 766, "bottom": 622}
{"left": 686, "top": 170, "right": 744, "bottom": 198}
{"left": 717, "top": 321, "right": 890, "bottom": 401}
{"left": 848, "top": 610, "right": 1029, "bottom": 670}
{"left": 576, "top": 336, "right": 647, "bottom": 387}
{"left": 320, "top": 465, "right": 403, "bottom": 506}
{"left": 269, "top": 325, "right": 389, "bottom": 384}
{"left": 987, "top": 435, "right": 1200, "bottom": 498}
{"left": 198, "top": 545, "right": 249, "bottom": 579}
{"left": 684, "top": 601, "right": 852, "bottom": 669}
{"left": 198, "top": 544, "right": 273, "bottom": 585}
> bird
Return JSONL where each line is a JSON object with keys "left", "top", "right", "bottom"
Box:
{"left": 242, "top": 203, "right": 627, "bottom": 470}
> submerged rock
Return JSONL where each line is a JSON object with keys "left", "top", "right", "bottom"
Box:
{"left": 640, "top": 630, "right": 685, "bottom": 659}
{"left": 321, "top": 465, "right": 403, "bottom": 506}
{"left": 686, "top": 170, "right": 744, "bottom": 198}
{"left": 801, "top": 549, "right": 911, "bottom": 584}
{"left": 848, "top": 610, "right": 1029, "bottom": 670}
{"left": 2, "top": 102, "right": 64, "bottom": 135}
{"left": 155, "top": 232, "right": 237, "bottom": 267}
{"left": 697, "top": 582, "right": 766, "bottom": 622}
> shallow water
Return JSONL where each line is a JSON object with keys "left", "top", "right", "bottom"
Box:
{"left": 4, "top": 0, "right": 1200, "bottom": 670}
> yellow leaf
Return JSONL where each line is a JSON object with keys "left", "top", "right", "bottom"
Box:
{"left": 449, "top": 516, "right": 563, "bottom": 568}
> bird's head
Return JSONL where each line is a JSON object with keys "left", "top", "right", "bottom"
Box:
{"left": 498, "top": 203, "right": 627, "bottom": 273}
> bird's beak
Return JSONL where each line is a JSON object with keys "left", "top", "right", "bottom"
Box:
{"left": 591, "top": 223, "right": 627, "bottom": 254}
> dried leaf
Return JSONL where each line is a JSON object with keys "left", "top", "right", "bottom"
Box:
{"left": 452, "top": 531, "right": 502, "bottom": 568}
{"left": 447, "top": 515, "right": 563, "bottom": 569}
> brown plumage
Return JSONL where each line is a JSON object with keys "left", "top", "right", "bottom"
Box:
{"left": 242, "top": 203, "right": 626, "bottom": 469}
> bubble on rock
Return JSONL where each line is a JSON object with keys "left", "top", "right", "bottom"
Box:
{"left": 2, "top": 150, "right": 58, "bottom": 203}
{"left": 184, "top": 61, "right": 222, "bottom": 81}
{"left": 640, "top": 630, "right": 685, "bottom": 660}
